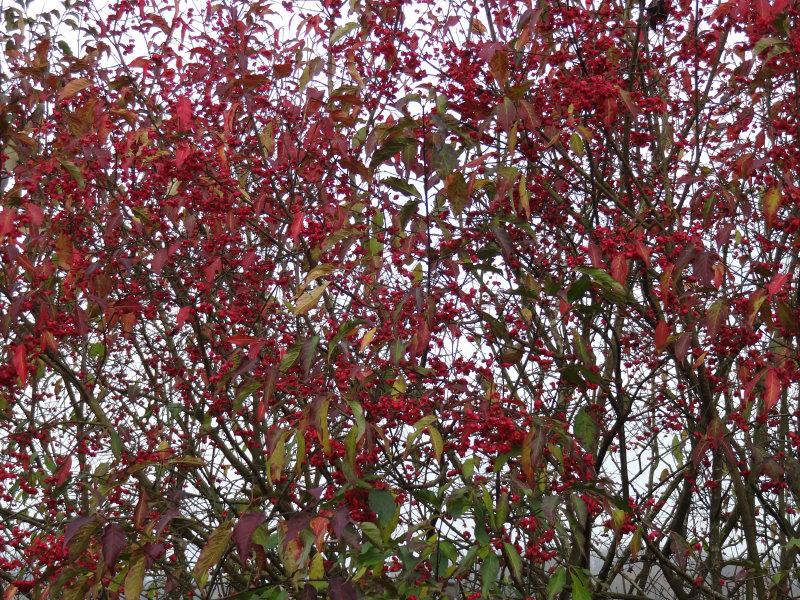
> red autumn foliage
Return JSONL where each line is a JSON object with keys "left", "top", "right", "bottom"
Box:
{"left": 2, "top": 0, "right": 800, "bottom": 598}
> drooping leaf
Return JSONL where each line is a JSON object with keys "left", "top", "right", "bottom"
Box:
{"left": 445, "top": 171, "right": 469, "bottom": 216}
{"left": 763, "top": 369, "right": 781, "bottom": 414}
{"left": 762, "top": 187, "right": 781, "bottom": 229}
{"left": 654, "top": 320, "right": 670, "bottom": 352}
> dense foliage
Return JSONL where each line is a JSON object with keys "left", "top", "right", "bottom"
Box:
{"left": 2, "top": 0, "right": 800, "bottom": 597}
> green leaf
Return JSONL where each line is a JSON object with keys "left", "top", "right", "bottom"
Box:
{"left": 546, "top": 566, "right": 566, "bottom": 600}
{"left": 327, "top": 319, "right": 362, "bottom": 359}
{"left": 279, "top": 341, "right": 303, "bottom": 372}
{"left": 370, "top": 137, "right": 415, "bottom": 169}
{"left": 429, "top": 426, "right": 444, "bottom": 461}
{"left": 368, "top": 488, "right": 396, "bottom": 528}
{"left": 574, "top": 407, "right": 598, "bottom": 451}
{"left": 575, "top": 266, "right": 628, "bottom": 304}
{"left": 110, "top": 429, "right": 123, "bottom": 460}
{"left": 570, "top": 567, "right": 592, "bottom": 600}
{"left": 568, "top": 275, "right": 592, "bottom": 302}
{"left": 89, "top": 342, "right": 106, "bottom": 359}
{"left": 60, "top": 159, "right": 85, "bottom": 189}
{"left": 383, "top": 176, "right": 420, "bottom": 199}
{"left": 480, "top": 552, "right": 499, "bottom": 598}
{"left": 753, "top": 36, "right": 782, "bottom": 56}
{"left": 569, "top": 132, "right": 585, "bottom": 156}
{"left": 454, "top": 544, "right": 480, "bottom": 577}
{"left": 503, "top": 542, "right": 522, "bottom": 581}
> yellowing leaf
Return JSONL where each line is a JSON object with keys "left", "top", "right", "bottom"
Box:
{"left": 259, "top": 123, "right": 275, "bottom": 154}
{"left": 429, "top": 426, "right": 444, "bottom": 461}
{"left": 166, "top": 455, "right": 205, "bottom": 468}
{"left": 193, "top": 521, "right": 233, "bottom": 585}
{"left": 445, "top": 172, "right": 469, "bottom": 216}
{"left": 60, "top": 159, "right": 85, "bottom": 189}
{"left": 359, "top": 327, "right": 377, "bottom": 352}
{"left": 518, "top": 175, "right": 530, "bottom": 219}
{"left": 124, "top": 555, "right": 146, "bottom": 600}
{"left": 762, "top": 187, "right": 781, "bottom": 229}
{"left": 59, "top": 77, "right": 91, "bottom": 101}
{"left": 569, "top": 132, "right": 585, "bottom": 156}
{"left": 292, "top": 282, "right": 329, "bottom": 316}
{"left": 55, "top": 233, "right": 74, "bottom": 270}
{"left": 305, "top": 263, "right": 336, "bottom": 283}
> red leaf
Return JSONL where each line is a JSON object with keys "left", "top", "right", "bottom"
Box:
{"left": 26, "top": 203, "right": 44, "bottom": 227}
{"left": 55, "top": 455, "right": 72, "bottom": 487}
{"left": 175, "top": 96, "right": 193, "bottom": 131}
{"left": 151, "top": 247, "right": 169, "bottom": 275}
{"left": 289, "top": 211, "right": 305, "bottom": 243}
{"left": 0, "top": 208, "right": 16, "bottom": 237}
{"left": 143, "top": 542, "right": 166, "bottom": 567}
{"left": 134, "top": 488, "right": 148, "bottom": 529}
{"left": 611, "top": 254, "right": 629, "bottom": 285}
{"left": 228, "top": 335, "right": 258, "bottom": 346}
{"left": 233, "top": 512, "right": 266, "bottom": 565}
{"left": 204, "top": 256, "right": 222, "bottom": 284}
{"left": 674, "top": 331, "right": 691, "bottom": 363}
{"left": 175, "top": 143, "right": 192, "bottom": 168}
{"left": 763, "top": 369, "right": 781, "bottom": 414}
{"left": 101, "top": 523, "right": 127, "bottom": 568}
{"left": 767, "top": 272, "right": 790, "bottom": 296}
{"left": 13, "top": 344, "right": 27, "bottom": 386}
{"left": 654, "top": 320, "right": 669, "bottom": 352}
{"left": 255, "top": 396, "right": 266, "bottom": 422}
{"left": 176, "top": 306, "right": 192, "bottom": 329}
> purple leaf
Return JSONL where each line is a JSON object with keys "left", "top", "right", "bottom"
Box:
{"left": 101, "top": 522, "right": 127, "bottom": 568}
{"left": 143, "top": 542, "right": 165, "bottom": 567}
{"left": 233, "top": 512, "right": 266, "bottom": 565}
{"left": 155, "top": 507, "right": 181, "bottom": 538}
{"left": 692, "top": 250, "right": 717, "bottom": 287}
{"left": 64, "top": 515, "right": 96, "bottom": 550}
{"left": 299, "top": 584, "right": 317, "bottom": 600}
{"left": 283, "top": 512, "right": 311, "bottom": 549}
{"left": 307, "top": 485, "right": 324, "bottom": 500}
{"left": 328, "top": 577, "right": 357, "bottom": 600}
{"left": 331, "top": 506, "right": 350, "bottom": 539}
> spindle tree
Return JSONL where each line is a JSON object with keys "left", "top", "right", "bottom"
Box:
{"left": 1, "top": 0, "right": 800, "bottom": 598}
